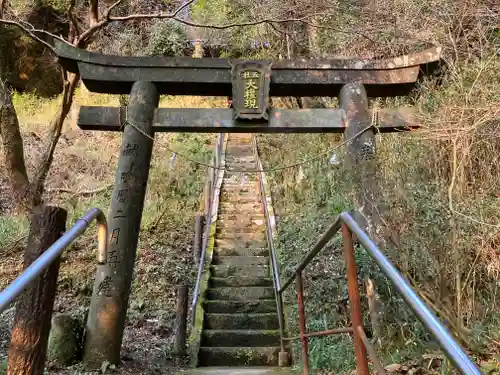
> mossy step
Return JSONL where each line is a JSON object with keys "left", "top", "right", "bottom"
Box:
{"left": 215, "top": 239, "right": 267, "bottom": 250}
{"left": 210, "top": 276, "right": 272, "bottom": 287}
{"left": 203, "top": 300, "right": 277, "bottom": 314}
{"left": 211, "top": 265, "right": 269, "bottom": 278}
{"left": 219, "top": 195, "right": 259, "bottom": 202}
{"left": 204, "top": 313, "right": 279, "bottom": 330}
{"left": 217, "top": 219, "right": 265, "bottom": 229}
{"left": 225, "top": 156, "right": 255, "bottom": 162}
{"left": 220, "top": 186, "right": 257, "bottom": 193}
{"left": 224, "top": 167, "right": 257, "bottom": 177}
{"left": 218, "top": 214, "right": 265, "bottom": 222}
{"left": 198, "top": 346, "right": 280, "bottom": 366}
{"left": 202, "top": 330, "right": 281, "bottom": 347}
{"left": 207, "top": 287, "right": 274, "bottom": 300}
{"left": 216, "top": 231, "right": 266, "bottom": 240}
{"left": 223, "top": 173, "right": 257, "bottom": 179}
{"left": 212, "top": 256, "right": 268, "bottom": 266}
{"left": 214, "top": 247, "right": 269, "bottom": 257}
{"left": 219, "top": 203, "right": 262, "bottom": 212}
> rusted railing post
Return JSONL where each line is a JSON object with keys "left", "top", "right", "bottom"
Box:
{"left": 341, "top": 222, "right": 369, "bottom": 375}
{"left": 174, "top": 285, "right": 188, "bottom": 365}
{"left": 296, "top": 272, "right": 309, "bottom": 375}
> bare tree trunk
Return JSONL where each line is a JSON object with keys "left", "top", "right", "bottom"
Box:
{"left": 31, "top": 72, "right": 80, "bottom": 202}
{"left": 0, "top": 78, "right": 31, "bottom": 213}
{"left": 7, "top": 205, "right": 67, "bottom": 375}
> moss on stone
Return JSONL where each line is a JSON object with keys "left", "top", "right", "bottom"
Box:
{"left": 47, "top": 313, "right": 84, "bottom": 366}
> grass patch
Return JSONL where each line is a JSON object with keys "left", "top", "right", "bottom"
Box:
{"left": 0, "top": 216, "right": 28, "bottom": 249}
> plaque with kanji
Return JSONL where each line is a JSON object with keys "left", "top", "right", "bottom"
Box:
{"left": 230, "top": 61, "right": 272, "bottom": 121}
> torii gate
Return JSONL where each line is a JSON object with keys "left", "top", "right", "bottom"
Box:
{"left": 52, "top": 39, "right": 441, "bottom": 366}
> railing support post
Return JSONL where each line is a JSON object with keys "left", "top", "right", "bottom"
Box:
{"left": 296, "top": 272, "right": 309, "bottom": 375}
{"left": 341, "top": 222, "right": 369, "bottom": 375}
{"left": 174, "top": 285, "right": 188, "bottom": 365}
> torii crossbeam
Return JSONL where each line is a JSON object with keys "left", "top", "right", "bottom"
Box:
{"left": 51, "top": 38, "right": 442, "bottom": 367}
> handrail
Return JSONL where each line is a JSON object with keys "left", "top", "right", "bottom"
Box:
{"left": 0, "top": 208, "right": 108, "bottom": 314}
{"left": 191, "top": 133, "right": 225, "bottom": 325}
{"left": 252, "top": 136, "right": 286, "bottom": 353}
{"left": 278, "top": 211, "right": 481, "bottom": 375}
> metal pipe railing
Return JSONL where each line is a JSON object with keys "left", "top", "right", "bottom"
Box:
{"left": 340, "top": 212, "right": 481, "bottom": 375}
{"left": 191, "top": 133, "right": 224, "bottom": 325}
{"left": 252, "top": 135, "right": 286, "bottom": 352}
{"left": 0, "top": 207, "right": 108, "bottom": 314}
{"left": 279, "top": 211, "right": 481, "bottom": 375}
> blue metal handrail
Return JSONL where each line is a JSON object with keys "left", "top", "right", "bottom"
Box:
{"left": 0, "top": 208, "right": 108, "bottom": 314}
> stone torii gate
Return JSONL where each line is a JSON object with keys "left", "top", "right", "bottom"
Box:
{"left": 52, "top": 39, "right": 441, "bottom": 366}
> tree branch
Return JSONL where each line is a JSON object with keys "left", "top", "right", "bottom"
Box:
{"left": 89, "top": 0, "right": 99, "bottom": 26}
{"left": 105, "top": 0, "right": 123, "bottom": 18}
{"left": 46, "top": 183, "right": 113, "bottom": 196}
{"left": 0, "top": 19, "right": 57, "bottom": 53}
{"left": 110, "top": 11, "right": 325, "bottom": 30}
{"left": 298, "top": 19, "right": 377, "bottom": 45}
{"left": 171, "top": 0, "right": 197, "bottom": 18}
{"left": 67, "top": 0, "right": 80, "bottom": 43}
{"left": 32, "top": 72, "right": 80, "bottom": 199}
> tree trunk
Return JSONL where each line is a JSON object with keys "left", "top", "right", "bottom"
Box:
{"left": 31, "top": 72, "right": 80, "bottom": 202}
{"left": 0, "top": 78, "right": 31, "bottom": 213}
{"left": 7, "top": 205, "right": 67, "bottom": 375}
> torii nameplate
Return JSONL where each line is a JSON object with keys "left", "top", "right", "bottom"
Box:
{"left": 230, "top": 61, "right": 272, "bottom": 121}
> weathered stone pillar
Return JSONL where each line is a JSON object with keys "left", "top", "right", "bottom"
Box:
{"left": 340, "top": 83, "right": 381, "bottom": 237}
{"left": 83, "top": 81, "right": 159, "bottom": 366}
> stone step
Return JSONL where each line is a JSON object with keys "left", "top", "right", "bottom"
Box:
{"left": 215, "top": 232, "right": 266, "bottom": 241}
{"left": 211, "top": 264, "right": 269, "bottom": 278}
{"left": 210, "top": 276, "right": 272, "bottom": 287}
{"left": 216, "top": 225, "right": 265, "bottom": 234}
{"left": 220, "top": 186, "right": 257, "bottom": 193}
{"left": 204, "top": 313, "right": 279, "bottom": 330}
{"left": 212, "top": 256, "right": 268, "bottom": 266}
{"left": 221, "top": 183, "right": 258, "bottom": 190}
{"left": 203, "top": 299, "right": 277, "bottom": 314}
{"left": 223, "top": 175, "right": 258, "bottom": 182}
{"left": 198, "top": 346, "right": 280, "bottom": 366}
{"left": 214, "top": 247, "right": 269, "bottom": 257}
{"left": 223, "top": 174, "right": 257, "bottom": 181}
{"left": 218, "top": 214, "right": 265, "bottom": 222}
{"left": 225, "top": 164, "right": 257, "bottom": 172}
{"left": 207, "top": 287, "right": 274, "bottom": 300}
{"left": 201, "top": 330, "right": 281, "bottom": 347}
{"left": 215, "top": 239, "right": 267, "bottom": 250}
{"left": 219, "top": 209, "right": 262, "bottom": 215}
{"left": 220, "top": 201, "right": 261, "bottom": 208}
{"left": 217, "top": 222, "right": 265, "bottom": 232}
{"left": 219, "top": 195, "right": 259, "bottom": 204}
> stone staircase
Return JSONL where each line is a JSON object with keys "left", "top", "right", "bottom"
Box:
{"left": 198, "top": 134, "right": 282, "bottom": 367}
